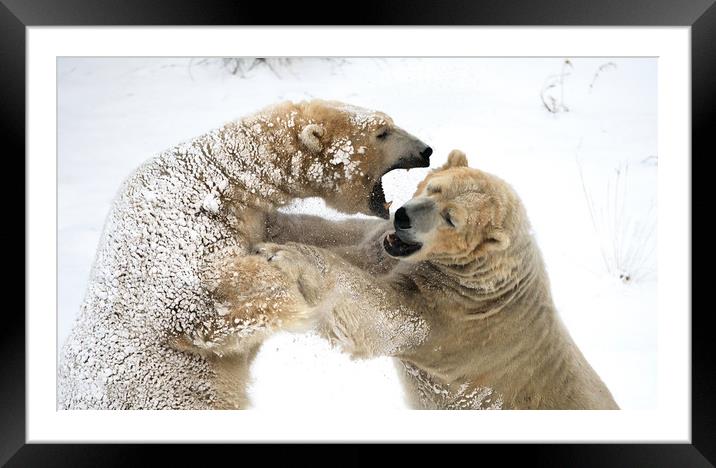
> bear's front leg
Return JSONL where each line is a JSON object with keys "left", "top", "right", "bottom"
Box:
{"left": 206, "top": 252, "right": 324, "bottom": 346}
{"left": 183, "top": 249, "right": 329, "bottom": 409}
{"left": 263, "top": 213, "right": 398, "bottom": 275}
{"left": 264, "top": 211, "right": 389, "bottom": 249}
{"left": 252, "top": 242, "right": 430, "bottom": 360}
{"left": 251, "top": 242, "right": 332, "bottom": 306}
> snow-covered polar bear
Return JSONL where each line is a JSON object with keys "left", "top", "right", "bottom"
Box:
{"left": 58, "top": 100, "right": 432, "bottom": 409}
{"left": 245, "top": 151, "right": 619, "bottom": 410}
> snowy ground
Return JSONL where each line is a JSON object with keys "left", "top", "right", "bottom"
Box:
{"left": 58, "top": 57, "right": 657, "bottom": 410}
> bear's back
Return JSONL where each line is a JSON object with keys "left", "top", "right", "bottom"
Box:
{"left": 59, "top": 146, "right": 249, "bottom": 409}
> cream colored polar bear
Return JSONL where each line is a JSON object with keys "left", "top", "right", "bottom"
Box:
{"left": 246, "top": 150, "right": 619, "bottom": 410}
{"left": 58, "top": 99, "right": 431, "bottom": 409}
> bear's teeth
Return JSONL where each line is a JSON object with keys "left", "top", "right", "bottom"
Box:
{"left": 384, "top": 200, "right": 393, "bottom": 210}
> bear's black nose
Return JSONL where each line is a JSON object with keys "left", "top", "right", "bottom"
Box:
{"left": 394, "top": 207, "right": 411, "bottom": 230}
{"left": 420, "top": 146, "right": 433, "bottom": 160}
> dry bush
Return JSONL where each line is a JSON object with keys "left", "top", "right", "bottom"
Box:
{"left": 191, "top": 57, "right": 348, "bottom": 79}
{"left": 577, "top": 158, "right": 657, "bottom": 283}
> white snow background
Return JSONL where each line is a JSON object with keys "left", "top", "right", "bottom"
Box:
{"left": 58, "top": 57, "right": 657, "bottom": 410}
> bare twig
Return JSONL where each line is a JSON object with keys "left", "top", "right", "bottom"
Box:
{"left": 641, "top": 155, "right": 658, "bottom": 166}
{"left": 540, "top": 59, "right": 572, "bottom": 113}
{"left": 589, "top": 62, "right": 617, "bottom": 92}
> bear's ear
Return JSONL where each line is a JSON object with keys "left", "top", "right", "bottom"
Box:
{"left": 439, "top": 149, "right": 469, "bottom": 170}
{"left": 483, "top": 229, "right": 510, "bottom": 252}
{"left": 299, "top": 124, "right": 325, "bottom": 153}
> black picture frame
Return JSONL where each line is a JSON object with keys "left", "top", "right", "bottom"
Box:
{"left": 4, "top": 0, "right": 711, "bottom": 465}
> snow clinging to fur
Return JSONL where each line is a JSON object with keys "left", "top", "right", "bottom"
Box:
{"left": 58, "top": 101, "right": 390, "bottom": 409}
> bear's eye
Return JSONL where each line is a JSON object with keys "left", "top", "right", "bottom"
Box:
{"left": 376, "top": 129, "right": 390, "bottom": 139}
{"left": 443, "top": 212, "right": 455, "bottom": 227}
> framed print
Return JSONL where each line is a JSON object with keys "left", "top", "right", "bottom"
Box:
{"left": 5, "top": 0, "right": 712, "bottom": 465}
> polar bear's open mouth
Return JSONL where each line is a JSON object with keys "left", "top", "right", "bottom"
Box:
{"left": 370, "top": 155, "right": 430, "bottom": 219}
{"left": 383, "top": 231, "right": 422, "bottom": 257}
